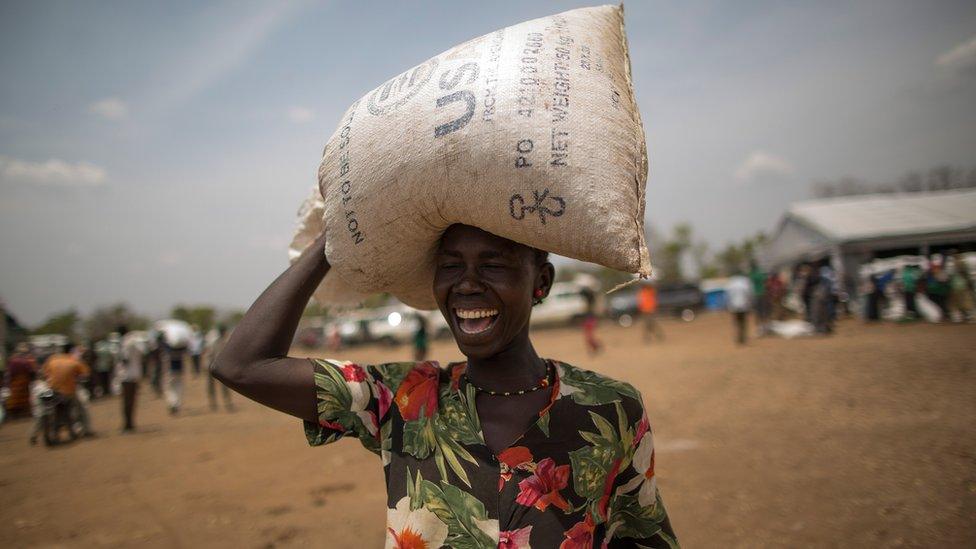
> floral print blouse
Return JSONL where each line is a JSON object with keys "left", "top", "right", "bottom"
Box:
{"left": 303, "top": 358, "right": 677, "bottom": 548}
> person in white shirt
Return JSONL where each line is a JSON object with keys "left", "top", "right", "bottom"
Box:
{"left": 189, "top": 326, "right": 205, "bottom": 377}
{"left": 117, "top": 326, "right": 145, "bottom": 432}
{"left": 726, "top": 271, "right": 754, "bottom": 345}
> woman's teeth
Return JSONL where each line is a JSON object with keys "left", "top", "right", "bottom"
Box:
{"left": 455, "top": 308, "right": 499, "bottom": 334}
{"left": 456, "top": 308, "right": 498, "bottom": 319}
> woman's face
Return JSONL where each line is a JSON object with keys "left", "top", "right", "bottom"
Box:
{"left": 433, "top": 225, "right": 553, "bottom": 359}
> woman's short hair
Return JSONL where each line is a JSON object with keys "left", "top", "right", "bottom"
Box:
{"left": 532, "top": 248, "right": 550, "bottom": 266}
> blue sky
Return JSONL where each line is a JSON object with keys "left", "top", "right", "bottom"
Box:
{"left": 2, "top": 0, "right": 975, "bottom": 324}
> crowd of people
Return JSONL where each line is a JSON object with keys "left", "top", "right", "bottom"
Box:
{"left": 724, "top": 261, "right": 839, "bottom": 344}
{"left": 863, "top": 252, "right": 975, "bottom": 323}
{"left": 723, "top": 251, "right": 976, "bottom": 345}
{"left": 0, "top": 323, "right": 234, "bottom": 445}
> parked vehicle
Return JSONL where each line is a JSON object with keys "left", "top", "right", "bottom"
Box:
{"left": 530, "top": 282, "right": 590, "bottom": 328}
{"left": 366, "top": 307, "right": 420, "bottom": 346}
{"left": 657, "top": 283, "right": 704, "bottom": 320}
{"left": 608, "top": 283, "right": 704, "bottom": 326}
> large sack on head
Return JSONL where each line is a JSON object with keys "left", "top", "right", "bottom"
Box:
{"left": 291, "top": 4, "right": 650, "bottom": 309}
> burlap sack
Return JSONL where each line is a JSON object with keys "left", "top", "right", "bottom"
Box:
{"left": 291, "top": 4, "right": 650, "bottom": 309}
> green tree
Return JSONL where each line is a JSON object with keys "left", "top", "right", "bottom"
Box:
{"left": 85, "top": 303, "right": 148, "bottom": 341}
{"left": 171, "top": 305, "right": 216, "bottom": 331}
{"left": 714, "top": 243, "right": 747, "bottom": 275}
{"left": 33, "top": 309, "right": 80, "bottom": 338}
{"left": 655, "top": 223, "right": 694, "bottom": 284}
{"left": 710, "top": 232, "right": 768, "bottom": 276}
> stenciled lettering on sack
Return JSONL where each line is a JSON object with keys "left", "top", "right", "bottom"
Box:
{"left": 515, "top": 139, "right": 533, "bottom": 168}
{"left": 367, "top": 58, "right": 439, "bottom": 116}
{"left": 516, "top": 32, "right": 543, "bottom": 118}
{"left": 434, "top": 62, "right": 479, "bottom": 138}
{"left": 508, "top": 188, "right": 565, "bottom": 225}
{"left": 337, "top": 102, "right": 364, "bottom": 245}
{"left": 550, "top": 27, "right": 572, "bottom": 167}
{"left": 482, "top": 29, "right": 505, "bottom": 122}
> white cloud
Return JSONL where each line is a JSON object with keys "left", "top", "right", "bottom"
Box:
{"left": 88, "top": 97, "right": 128, "bottom": 120}
{"left": 936, "top": 34, "right": 976, "bottom": 72}
{"left": 0, "top": 155, "right": 106, "bottom": 186}
{"left": 733, "top": 151, "right": 794, "bottom": 182}
{"left": 287, "top": 106, "right": 314, "bottom": 123}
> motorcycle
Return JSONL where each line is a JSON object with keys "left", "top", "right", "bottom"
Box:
{"left": 38, "top": 388, "right": 86, "bottom": 446}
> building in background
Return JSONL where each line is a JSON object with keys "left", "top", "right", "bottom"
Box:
{"left": 760, "top": 189, "right": 976, "bottom": 300}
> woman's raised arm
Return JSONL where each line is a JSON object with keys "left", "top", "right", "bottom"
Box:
{"left": 211, "top": 232, "right": 329, "bottom": 422}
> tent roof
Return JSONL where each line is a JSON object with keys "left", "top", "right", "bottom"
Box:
{"left": 786, "top": 189, "right": 976, "bottom": 242}
{"left": 760, "top": 189, "right": 976, "bottom": 269}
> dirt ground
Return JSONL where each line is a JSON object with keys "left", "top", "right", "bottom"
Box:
{"left": 1, "top": 314, "right": 974, "bottom": 548}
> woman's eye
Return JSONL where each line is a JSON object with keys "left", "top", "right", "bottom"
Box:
{"left": 438, "top": 263, "right": 462, "bottom": 270}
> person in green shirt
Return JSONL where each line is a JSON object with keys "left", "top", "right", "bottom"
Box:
{"left": 93, "top": 339, "right": 116, "bottom": 398}
{"left": 901, "top": 265, "right": 921, "bottom": 319}
{"left": 926, "top": 261, "right": 950, "bottom": 318}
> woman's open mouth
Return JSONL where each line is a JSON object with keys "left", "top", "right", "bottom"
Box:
{"left": 454, "top": 308, "right": 499, "bottom": 335}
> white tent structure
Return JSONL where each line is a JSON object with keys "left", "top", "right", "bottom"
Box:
{"left": 760, "top": 189, "right": 976, "bottom": 295}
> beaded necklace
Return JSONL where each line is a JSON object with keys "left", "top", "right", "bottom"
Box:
{"left": 463, "top": 360, "right": 553, "bottom": 397}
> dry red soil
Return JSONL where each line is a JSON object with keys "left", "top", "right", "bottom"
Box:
{"left": 2, "top": 314, "right": 974, "bottom": 548}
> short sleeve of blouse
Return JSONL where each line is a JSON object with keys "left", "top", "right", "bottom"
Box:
{"left": 605, "top": 388, "right": 678, "bottom": 547}
{"left": 302, "top": 358, "right": 414, "bottom": 456}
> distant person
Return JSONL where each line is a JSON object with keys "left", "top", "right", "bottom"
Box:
{"left": 326, "top": 324, "right": 342, "bottom": 351}
{"left": 412, "top": 314, "right": 429, "bottom": 362}
{"left": 865, "top": 273, "right": 883, "bottom": 321}
{"left": 41, "top": 343, "right": 93, "bottom": 436}
{"left": 766, "top": 272, "right": 787, "bottom": 321}
{"left": 117, "top": 326, "right": 144, "bottom": 432}
{"left": 79, "top": 342, "right": 97, "bottom": 398}
{"left": 800, "top": 264, "right": 820, "bottom": 323}
{"left": 146, "top": 332, "right": 165, "bottom": 398}
{"left": 189, "top": 325, "right": 204, "bottom": 377}
{"left": 726, "top": 271, "right": 754, "bottom": 345}
{"left": 637, "top": 283, "right": 664, "bottom": 343}
{"left": 749, "top": 262, "right": 769, "bottom": 336}
{"left": 206, "top": 325, "right": 234, "bottom": 412}
{"left": 811, "top": 265, "right": 837, "bottom": 334}
{"left": 947, "top": 253, "right": 975, "bottom": 322}
{"left": 4, "top": 343, "right": 37, "bottom": 418}
{"left": 580, "top": 286, "right": 602, "bottom": 355}
{"left": 901, "top": 265, "right": 921, "bottom": 320}
{"left": 163, "top": 338, "right": 187, "bottom": 415}
{"left": 925, "top": 259, "right": 950, "bottom": 318}
{"left": 93, "top": 339, "right": 116, "bottom": 398}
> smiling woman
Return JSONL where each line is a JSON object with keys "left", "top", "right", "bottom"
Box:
{"left": 212, "top": 224, "right": 677, "bottom": 547}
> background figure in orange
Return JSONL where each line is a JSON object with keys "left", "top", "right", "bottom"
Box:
{"left": 4, "top": 343, "right": 37, "bottom": 418}
{"left": 580, "top": 286, "right": 602, "bottom": 355}
{"left": 41, "top": 343, "right": 93, "bottom": 436}
{"left": 638, "top": 283, "right": 665, "bottom": 343}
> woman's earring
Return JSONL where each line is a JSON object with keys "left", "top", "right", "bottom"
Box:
{"left": 533, "top": 288, "right": 544, "bottom": 305}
